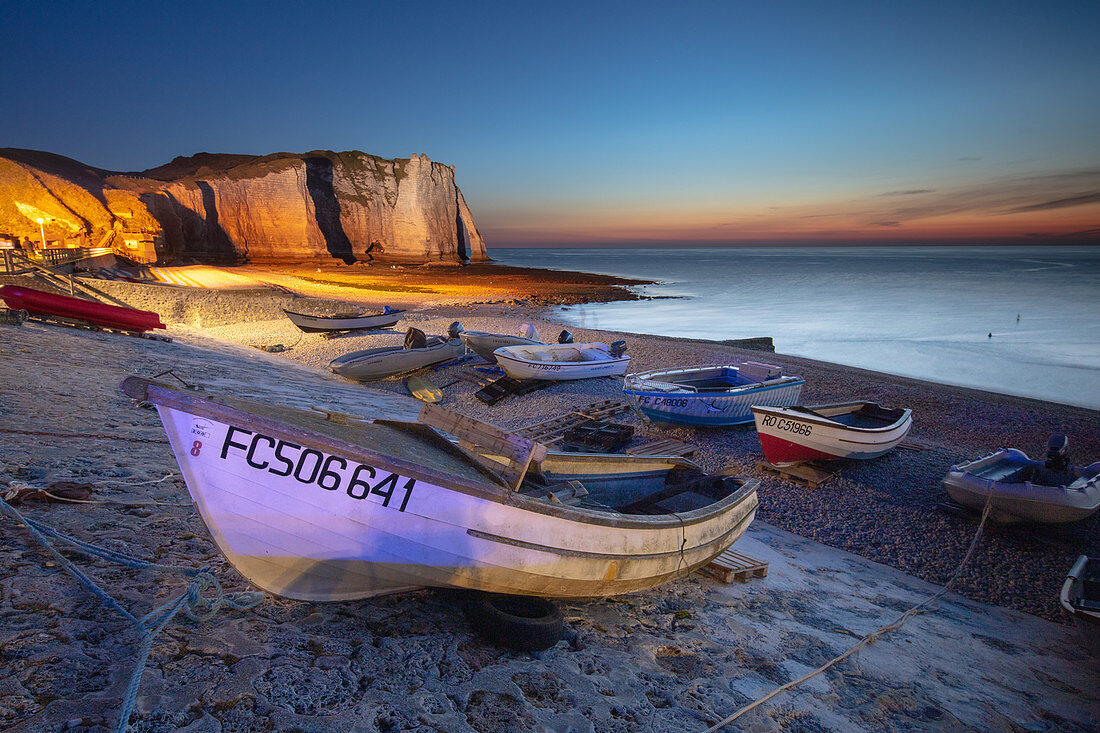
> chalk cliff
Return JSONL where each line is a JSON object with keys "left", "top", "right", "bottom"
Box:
{"left": 0, "top": 148, "right": 487, "bottom": 264}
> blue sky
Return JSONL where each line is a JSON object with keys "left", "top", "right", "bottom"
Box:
{"left": 2, "top": 0, "right": 1098, "bottom": 244}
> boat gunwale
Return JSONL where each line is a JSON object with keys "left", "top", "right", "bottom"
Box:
{"left": 329, "top": 338, "right": 459, "bottom": 370}
{"left": 493, "top": 345, "right": 631, "bottom": 368}
{"left": 284, "top": 307, "right": 405, "bottom": 324}
{"left": 751, "top": 403, "right": 913, "bottom": 434}
{"left": 136, "top": 381, "right": 758, "bottom": 530}
{"left": 625, "top": 365, "right": 804, "bottom": 395}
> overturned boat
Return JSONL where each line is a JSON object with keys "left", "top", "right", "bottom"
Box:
{"left": 623, "top": 362, "right": 804, "bottom": 427}
{"left": 0, "top": 284, "right": 165, "bottom": 332}
{"left": 120, "top": 377, "right": 758, "bottom": 601}
{"left": 330, "top": 323, "right": 464, "bottom": 381}
{"left": 284, "top": 304, "right": 404, "bottom": 332}
{"left": 752, "top": 402, "right": 913, "bottom": 465}
{"left": 495, "top": 341, "right": 630, "bottom": 381}
{"left": 942, "top": 436, "right": 1100, "bottom": 523}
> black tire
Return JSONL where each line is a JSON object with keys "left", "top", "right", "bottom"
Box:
{"left": 465, "top": 593, "right": 565, "bottom": 651}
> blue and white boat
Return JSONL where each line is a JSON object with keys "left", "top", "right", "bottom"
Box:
{"left": 623, "top": 362, "right": 804, "bottom": 427}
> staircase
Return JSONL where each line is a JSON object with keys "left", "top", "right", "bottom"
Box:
{"left": 0, "top": 249, "right": 101, "bottom": 300}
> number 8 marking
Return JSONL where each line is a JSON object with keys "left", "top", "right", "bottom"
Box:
{"left": 191, "top": 440, "right": 203, "bottom": 456}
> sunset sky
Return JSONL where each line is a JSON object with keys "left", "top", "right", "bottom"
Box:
{"left": 3, "top": 1, "right": 1098, "bottom": 246}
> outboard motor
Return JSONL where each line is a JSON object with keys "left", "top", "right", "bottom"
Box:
{"left": 609, "top": 340, "right": 627, "bottom": 358}
{"left": 1045, "top": 434, "right": 1070, "bottom": 473}
{"left": 403, "top": 327, "right": 427, "bottom": 350}
{"left": 557, "top": 329, "right": 574, "bottom": 344}
{"left": 447, "top": 321, "right": 464, "bottom": 340}
{"left": 520, "top": 323, "right": 540, "bottom": 340}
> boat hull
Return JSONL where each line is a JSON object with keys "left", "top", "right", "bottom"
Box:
{"left": 329, "top": 339, "right": 464, "bottom": 380}
{"left": 460, "top": 331, "right": 541, "bottom": 363}
{"left": 624, "top": 368, "right": 804, "bottom": 426}
{"left": 142, "top": 386, "right": 758, "bottom": 601}
{"left": 495, "top": 344, "right": 630, "bottom": 381}
{"left": 284, "top": 308, "right": 404, "bottom": 332}
{"left": 751, "top": 402, "right": 913, "bottom": 465}
{"left": 0, "top": 284, "right": 165, "bottom": 332}
{"left": 942, "top": 450, "right": 1100, "bottom": 524}
{"left": 1060, "top": 555, "right": 1100, "bottom": 655}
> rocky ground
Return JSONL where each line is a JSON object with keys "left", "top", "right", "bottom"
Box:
{"left": 0, "top": 271, "right": 1097, "bottom": 732}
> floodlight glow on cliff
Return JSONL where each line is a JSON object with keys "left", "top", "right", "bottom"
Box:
{"left": 36, "top": 218, "right": 45, "bottom": 248}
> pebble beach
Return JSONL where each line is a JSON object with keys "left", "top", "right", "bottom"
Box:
{"left": 1, "top": 264, "right": 1097, "bottom": 732}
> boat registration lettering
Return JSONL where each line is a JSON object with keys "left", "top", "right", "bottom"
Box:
{"left": 219, "top": 426, "right": 414, "bottom": 511}
{"left": 759, "top": 414, "right": 812, "bottom": 436}
{"left": 636, "top": 396, "right": 689, "bottom": 408}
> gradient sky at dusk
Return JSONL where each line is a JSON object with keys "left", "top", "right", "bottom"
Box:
{"left": 3, "top": 1, "right": 1098, "bottom": 246}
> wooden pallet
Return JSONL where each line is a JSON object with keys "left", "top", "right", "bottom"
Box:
{"left": 475, "top": 376, "right": 550, "bottom": 405}
{"left": 625, "top": 438, "right": 697, "bottom": 457}
{"left": 28, "top": 314, "right": 173, "bottom": 342}
{"left": 757, "top": 459, "right": 841, "bottom": 489}
{"left": 515, "top": 399, "right": 632, "bottom": 444}
{"left": 699, "top": 548, "right": 769, "bottom": 584}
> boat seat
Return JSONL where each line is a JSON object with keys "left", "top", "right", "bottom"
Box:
{"left": 522, "top": 480, "right": 589, "bottom": 506}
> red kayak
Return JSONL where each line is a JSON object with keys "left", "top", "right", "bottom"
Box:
{"left": 0, "top": 285, "right": 166, "bottom": 332}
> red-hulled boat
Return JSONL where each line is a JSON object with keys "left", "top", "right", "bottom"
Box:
{"left": 0, "top": 285, "right": 165, "bottom": 332}
{"left": 751, "top": 401, "right": 912, "bottom": 466}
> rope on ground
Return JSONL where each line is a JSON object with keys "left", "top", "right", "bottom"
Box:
{"left": 0, "top": 427, "right": 169, "bottom": 444}
{"left": 0, "top": 496, "right": 263, "bottom": 733}
{"left": 2, "top": 475, "right": 189, "bottom": 507}
{"left": 702, "top": 490, "right": 996, "bottom": 732}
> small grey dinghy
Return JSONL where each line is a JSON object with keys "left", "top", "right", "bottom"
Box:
{"left": 942, "top": 435, "right": 1100, "bottom": 524}
{"left": 330, "top": 322, "right": 465, "bottom": 381}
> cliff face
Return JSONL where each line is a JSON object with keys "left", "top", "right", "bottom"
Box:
{"left": 0, "top": 148, "right": 487, "bottom": 264}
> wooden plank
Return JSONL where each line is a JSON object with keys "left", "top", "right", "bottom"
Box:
{"left": 756, "top": 459, "right": 840, "bottom": 489}
{"left": 699, "top": 548, "right": 769, "bottom": 584}
{"left": 418, "top": 404, "right": 547, "bottom": 490}
{"left": 625, "top": 438, "right": 697, "bottom": 457}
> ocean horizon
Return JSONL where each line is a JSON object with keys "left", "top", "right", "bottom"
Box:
{"left": 491, "top": 245, "right": 1100, "bottom": 410}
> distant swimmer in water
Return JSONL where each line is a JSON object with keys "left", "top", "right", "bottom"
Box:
{"left": 988, "top": 332, "right": 993, "bottom": 338}
{"left": 1017, "top": 313, "right": 1020, "bottom": 322}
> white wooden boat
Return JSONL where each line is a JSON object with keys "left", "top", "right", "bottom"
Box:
{"left": 942, "top": 438, "right": 1100, "bottom": 523}
{"left": 495, "top": 341, "right": 630, "bottom": 381}
{"left": 330, "top": 324, "right": 464, "bottom": 381}
{"left": 460, "top": 325, "right": 542, "bottom": 363}
{"left": 120, "top": 377, "right": 759, "bottom": 601}
{"left": 751, "top": 402, "right": 912, "bottom": 465}
{"left": 623, "top": 362, "right": 804, "bottom": 426}
{"left": 1060, "top": 555, "right": 1100, "bottom": 654}
{"left": 284, "top": 305, "right": 405, "bottom": 333}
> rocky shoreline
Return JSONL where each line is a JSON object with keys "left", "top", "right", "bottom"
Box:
{"left": 0, "top": 270, "right": 1097, "bottom": 731}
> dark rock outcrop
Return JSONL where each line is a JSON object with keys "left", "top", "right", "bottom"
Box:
{"left": 0, "top": 148, "right": 487, "bottom": 264}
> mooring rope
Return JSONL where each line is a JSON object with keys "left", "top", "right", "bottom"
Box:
{"left": 2, "top": 474, "right": 189, "bottom": 507}
{"left": 0, "top": 427, "right": 169, "bottom": 444}
{"left": 702, "top": 490, "right": 996, "bottom": 732}
{"left": 0, "top": 496, "right": 263, "bottom": 732}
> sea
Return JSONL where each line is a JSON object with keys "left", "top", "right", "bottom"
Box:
{"left": 491, "top": 246, "right": 1100, "bottom": 410}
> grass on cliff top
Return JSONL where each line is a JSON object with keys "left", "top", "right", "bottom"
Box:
{"left": 292, "top": 274, "right": 440, "bottom": 293}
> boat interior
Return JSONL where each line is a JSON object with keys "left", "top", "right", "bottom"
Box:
{"left": 521, "top": 464, "right": 742, "bottom": 516}
{"left": 509, "top": 344, "right": 614, "bottom": 363}
{"left": 660, "top": 366, "right": 780, "bottom": 392}
{"left": 791, "top": 402, "right": 907, "bottom": 428}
